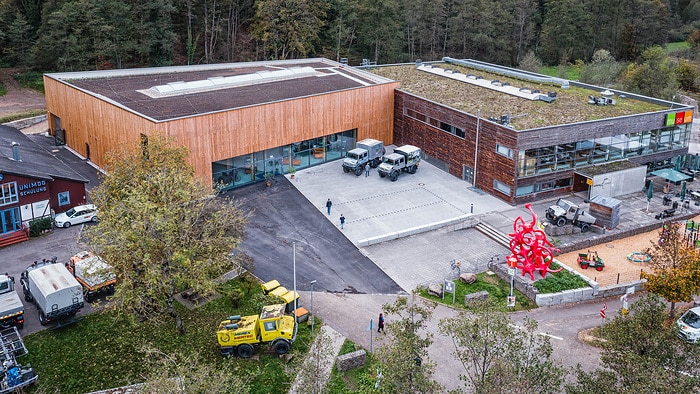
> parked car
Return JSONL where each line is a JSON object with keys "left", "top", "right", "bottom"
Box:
{"left": 54, "top": 204, "right": 98, "bottom": 228}
{"left": 676, "top": 306, "right": 700, "bottom": 343}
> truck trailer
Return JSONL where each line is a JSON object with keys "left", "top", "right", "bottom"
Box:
{"left": 67, "top": 251, "right": 117, "bottom": 302}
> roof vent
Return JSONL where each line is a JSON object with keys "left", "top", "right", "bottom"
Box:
{"left": 11, "top": 142, "right": 20, "bottom": 161}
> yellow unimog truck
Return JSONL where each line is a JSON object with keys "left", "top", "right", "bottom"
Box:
{"left": 216, "top": 304, "right": 295, "bottom": 358}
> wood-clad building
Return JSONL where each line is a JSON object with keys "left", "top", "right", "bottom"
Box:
{"left": 374, "top": 60, "right": 694, "bottom": 204}
{"left": 44, "top": 59, "right": 399, "bottom": 189}
{"left": 44, "top": 57, "right": 694, "bottom": 205}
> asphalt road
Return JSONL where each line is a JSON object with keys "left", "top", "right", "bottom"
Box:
{"left": 226, "top": 178, "right": 403, "bottom": 295}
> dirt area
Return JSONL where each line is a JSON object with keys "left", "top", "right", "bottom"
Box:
{"left": 556, "top": 216, "right": 700, "bottom": 287}
{"left": 0, "top": 68, "right": 46, "bottom": 118}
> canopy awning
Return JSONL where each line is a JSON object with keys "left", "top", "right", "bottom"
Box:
{"left": 650, "top": 168, "right": 692, "bottom": 182}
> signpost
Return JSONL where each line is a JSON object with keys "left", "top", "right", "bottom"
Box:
{"left": 368, "top": 319, "right": 374, "bottom": 354}
{"left": 600, "top": 302, "right": 607, "bottom": 324}
{"left": 507, "top": 256, "right": 517, "bottom": 307}
{"left": 443, "top": 280, "right": 455, "bottom": 304}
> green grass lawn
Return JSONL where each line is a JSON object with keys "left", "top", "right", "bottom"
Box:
{"left": 326, "top": 340, "right": 382, "bottom": 394}
{"left": 22, "top": 279, "right": 313, "bottom": 393}
{"left": 533, "top": 263, "right": 589, "bottom": 294}
{"left": 539, "top": 65, "right": 580, "bottom": 81}
{"left": 418, "top": 272, "right": 537, "bottom": 311}
{"left": 666, "top": 41, "right": 690, "bottom": 52}
{"left": 0, "top": 109, "right": 46, "bottom": 124}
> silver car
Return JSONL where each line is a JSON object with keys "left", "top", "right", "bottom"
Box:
{"left": 54, "top": 204, "right": 98, "bottom": 228}
{"left": 676, "top": 306, "right": 700, "bottom": 343}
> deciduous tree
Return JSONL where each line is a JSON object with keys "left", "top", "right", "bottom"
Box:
{"left": 252, "top": 0, "right": 328, "bottom": 60}
{"left": 566, "top": 294, "right": 700, "bottom": 393}
{"left": 439, "top": 299, "right": 565, "bottom": 393}
{"left": 140, "top": 346, "right": 252, "bottom": 393}
{"left": 642, "top": 220, "right": 700, "bottom": 318}
{"left": 378, "top": 295, "right": 442, "bottom": 393}
{"left": 85, "top": 134, "right": 248, "bottom": 334}
{"left": 623, "top": 46, "right": 678, "bottom": 100}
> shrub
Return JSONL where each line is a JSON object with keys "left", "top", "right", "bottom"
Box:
{"left": 29, "top": 217, "right": 52, "bottom": 237}
{"left": 533, "top": 263, "right": 589, "bottom": 294}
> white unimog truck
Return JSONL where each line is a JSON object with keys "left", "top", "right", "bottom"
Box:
{"left": 377, "top": 145, "right": 421, "bottom": 181}
{"left": 20, "top": 258, "right": 84, "bottom": 326}
{"left": 342, "top": 138, "right": 385, "bottom": 176}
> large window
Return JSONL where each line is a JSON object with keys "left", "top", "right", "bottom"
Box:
{"left": 493, "top": 180, "right": 511, "bottom": 195}
{"left": 211, "top": 129, "right": 357, "bottom": 189}
{"left": 517, "top": 124, "right": 691, "bottom": 177}
{"left": 0, "top": 182, "right": 18, "bottom": 206}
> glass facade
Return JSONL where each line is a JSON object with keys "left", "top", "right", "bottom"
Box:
{"left": 517, "top": 123, "right": 691, "bottom": 177}
{"left": 212, "top": 129, "right": 358, "bottom": 189}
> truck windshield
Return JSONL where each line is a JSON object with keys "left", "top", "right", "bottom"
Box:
{"left": 347, "top": 152, "right": 359, "bottom": 160}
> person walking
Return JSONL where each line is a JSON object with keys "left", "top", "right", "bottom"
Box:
{"left": 377, "top": 312, "right": 385, "bottom": 333}
{"left": 365, "top": 163, "right": 370, "bottom": 177}
{"left": 326, "top": 198, "right": 332, "bottom": 215}
{"left": 339, "top": 214, "right": 345, "bottom": 229}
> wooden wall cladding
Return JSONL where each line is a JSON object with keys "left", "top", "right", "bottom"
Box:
{"left": 395, "top": 91, "right": 518, "bottom": 203}
{"left": 45, "top": 76, "right": 398, "bottom": 184}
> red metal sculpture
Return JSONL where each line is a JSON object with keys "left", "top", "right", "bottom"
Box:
{"left": 507, "top": 203, "right": 562, "bottom": 280}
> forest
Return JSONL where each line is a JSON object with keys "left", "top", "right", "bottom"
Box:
{"left": 1, "top": 0, "right": 700, "bottom": 72}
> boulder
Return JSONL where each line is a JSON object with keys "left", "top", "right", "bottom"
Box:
{"left": 427, "top": 283, "right": 443, "bottom": 298}
{"left": 464, "top": 290, "right": 489, "bottom": 304}
{"left": 459, "top": 273, "right": 477, "bottom": 284}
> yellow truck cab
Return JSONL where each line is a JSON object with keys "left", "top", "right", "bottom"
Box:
{"left": 216, "top": 303, "right": 295, "bottom": 358}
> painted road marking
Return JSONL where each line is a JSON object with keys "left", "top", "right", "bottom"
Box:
{"left": 508, "top": 324, "right": 563, "bottom": 340}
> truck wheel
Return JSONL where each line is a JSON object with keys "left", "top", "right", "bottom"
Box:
{"left": 237, "top": 344, "right": 254, "bottom": 358}
{"left": 390, "top": 171, "right": 399, "bottom": 182}
{"left": 355, "top": 167, "right": 363, "bottom": 176}
{"left": 580, "top": 224, "right": 590, "bottom": 233}
{"left": 580, "top": 262, "right": 589, "bottom": 269}
{"left": 370, "top": 159, "right": 379, "bottom": 168}
{"left": 343, "top": 167, "right": 350, "bottom": 173}
{"left": 85, "top": 293, "right": 94, "bottom": 303}
{"left": 408, "top": 165, "right": 416, "bottom": 174}
{"left": 595, "top": 265, "right": 604, "bottom": 271}
{"left": 379, "top": 173, "right": 385, "bottom": 178}
{"left": 545, "top": 212, "right": 555, "bottom": 221}
{"left": 556, "top": 217, "right": 566, "bottom": 227}
{"left": 273, "top": 340, "right": 290, "bottom": 355}
{"left": 39, "top": 311, "right": 48, "bottom": 326}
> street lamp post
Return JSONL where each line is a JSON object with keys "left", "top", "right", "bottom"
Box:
{"left": 310, "top": 280, "right": 317, "bottom": 338}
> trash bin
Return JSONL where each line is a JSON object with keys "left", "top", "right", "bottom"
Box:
{"left": 663, "top": 196, "right": 672, "bottom": 206}
{"left": 673, "top": 201, "right": 679, "bottom": 209}
{"left": 644, "top": 179, "right": 651, "bottom": 190}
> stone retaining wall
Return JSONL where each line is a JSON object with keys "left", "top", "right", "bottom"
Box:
{"left": 336, "top": 349, "right": 366, "bottom": 372}
{"left": 488, "top": 259, "right": 646, "bottom": 307}
{"left": 554, "top": 212, "right": 697, "bottom": 254}
{"left": 1, "top": 114, "right": 47, "bottom": 129}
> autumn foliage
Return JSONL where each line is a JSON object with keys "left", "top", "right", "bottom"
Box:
{"left": 642, "top": 221, "right": 700, "bottom": 318}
